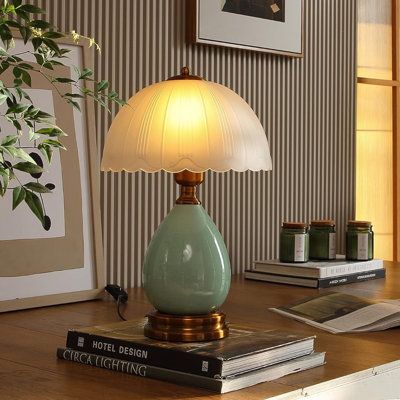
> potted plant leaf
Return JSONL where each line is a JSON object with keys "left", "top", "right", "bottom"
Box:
{"left": 0, "top": 0, "right": 124, "bottom": 230}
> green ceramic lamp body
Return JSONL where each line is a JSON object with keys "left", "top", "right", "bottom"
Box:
{"left": 143, "top": 204, "right": 231, "bottom": 315}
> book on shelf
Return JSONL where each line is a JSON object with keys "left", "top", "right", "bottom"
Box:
{"left": 253, "top": 256, "right": 384, "bottom": 279}
{"left": 65, "top": 319, "right": 316, "bottom": 378}
{"left": 245, "top": 268, "right": 386, "bottom": 288}
{"left": 270, "top": 292, "right": 400, "bottom": 333}
{"left": 57, "top": 348, "right": 326, "bottom": 394}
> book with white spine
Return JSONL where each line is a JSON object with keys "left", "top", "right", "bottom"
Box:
{"left": 253, "top": 256, "right": 384, "bottom": 279}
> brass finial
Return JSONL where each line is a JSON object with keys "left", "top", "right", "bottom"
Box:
{"left": 168, "top": 66, "right": 203, "bottom": 81}
{"left": 181, "top": 66, "right": 190, "bottom": 76}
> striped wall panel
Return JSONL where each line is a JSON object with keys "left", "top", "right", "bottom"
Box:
{"left": 35, "top": 0, "right": 356, "bottom": 287}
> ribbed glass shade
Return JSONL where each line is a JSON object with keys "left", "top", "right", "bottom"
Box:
{"left": 101, "top": 78, "right": 272, "bottom": 173}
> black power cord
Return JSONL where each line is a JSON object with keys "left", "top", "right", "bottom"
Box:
{"left": 105, "top": 284, "right": 128, "bottom": 321}
{"left": 116, "top": 296, "right": 127, "bottom": 321}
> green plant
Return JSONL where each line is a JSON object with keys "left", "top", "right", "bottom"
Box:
{"left": 0, "top": 0, "right": 124, "bottom": 230}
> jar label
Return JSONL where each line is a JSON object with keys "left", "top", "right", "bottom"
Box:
{"left": 329, "top": 233, "right": 336, "bottom": 259}
{"left": 357, "top": 233, "right": 369, "bottom": 260}
{"left": 294, "top": 234, "right": 306, "bottom": 262}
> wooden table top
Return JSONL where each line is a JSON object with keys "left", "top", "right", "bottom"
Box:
{"left": 1, "top": 262, "right": 399, "bottom": 400}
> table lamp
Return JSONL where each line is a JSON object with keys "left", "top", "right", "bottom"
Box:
{"left": 101, "top": 67, "right": 272, "bottom": 341}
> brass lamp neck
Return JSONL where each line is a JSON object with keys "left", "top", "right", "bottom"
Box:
{"left": 175, "top": 170, "right": 204, "bottom": 205}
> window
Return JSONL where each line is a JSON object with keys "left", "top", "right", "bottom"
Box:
{"left": 357, "top": 0, "right": 398, "bottom": 261}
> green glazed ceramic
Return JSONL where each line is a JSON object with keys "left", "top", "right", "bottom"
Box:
{"left": 143, "top": 204, "right": 231, "bottom": 315}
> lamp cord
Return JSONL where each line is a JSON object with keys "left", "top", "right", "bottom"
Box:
{"left": 117, "top": 295, "right": 127, "bottom": 321}
{"left": 104, "top": 284, "right": 128, "bottom": 321}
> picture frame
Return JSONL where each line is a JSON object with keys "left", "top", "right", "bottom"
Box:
{"left": 186, "top": 0, "right": 304, "bottom": 57}
{"left": 0, "top": 34, "right": 105, "bottom": 312}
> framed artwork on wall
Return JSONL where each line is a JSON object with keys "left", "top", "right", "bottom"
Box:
{"left": 186, "top": 0, "right": 304, "bottom": 57}
{"left": 0, "top": 36, "right": 104, "bottom": 312}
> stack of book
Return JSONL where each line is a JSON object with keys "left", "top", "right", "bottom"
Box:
{"left": 58, "top": 320, "right": 325, "bottom": 393}
{"left": 245, "top": 257, "right": 385, "bottom": 288}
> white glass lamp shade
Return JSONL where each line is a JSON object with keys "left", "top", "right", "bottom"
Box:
{"left": 101, "top": 74, "right": 272, "bottom": 173}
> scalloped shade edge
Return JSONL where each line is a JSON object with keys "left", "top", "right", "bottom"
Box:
{"left": 101, "top": 78, "right": 272, "bottom": 173}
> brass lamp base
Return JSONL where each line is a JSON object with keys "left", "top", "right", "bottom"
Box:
{"left": 144, "top": 311, "right": 229, "bottom": 342}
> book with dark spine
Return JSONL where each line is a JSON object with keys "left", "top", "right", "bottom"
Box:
{"left": 66, "top": 320, "right": 315, "bottom": 379}
{"left": 245, "top": 268, "right": 386, "bottom": 288}
{"left": 57, "top": 348, "right": 326, "bottom": 393}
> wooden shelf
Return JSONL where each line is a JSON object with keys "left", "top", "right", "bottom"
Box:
{"left": 357, "top": 77, "right": 400, "bottom": 86}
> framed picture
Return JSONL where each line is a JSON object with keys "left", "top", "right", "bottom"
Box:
{"left": 0, "top": 35, "right": 104, "bottom": 312}
{"left": 187, "top": 0, "right": 303, "bottom": 57}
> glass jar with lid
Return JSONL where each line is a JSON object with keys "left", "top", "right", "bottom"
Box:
{"left": 309, "top": 220, "right": 336, "bottom": 260}
{"left": 346, "top": 220, "right": 374, "bottom": 261}
{"left": 279, "top": 222, "right": 309, "bottom": 263}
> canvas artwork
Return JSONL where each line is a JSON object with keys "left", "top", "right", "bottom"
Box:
{"left": 187, "top": 0, "right": 303, "bottom": 56}
{"left": 0, "top": 37, "right": 104, "bottom": 311}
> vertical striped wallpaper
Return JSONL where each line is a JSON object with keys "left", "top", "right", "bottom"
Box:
{"left": 36, "top": 0, "right": 356, "bottom": 287}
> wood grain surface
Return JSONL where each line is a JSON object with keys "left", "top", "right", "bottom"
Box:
{"left": 0, "top": 263, "right": 399, "bottom": 399}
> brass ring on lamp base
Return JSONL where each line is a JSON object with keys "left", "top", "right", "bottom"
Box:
{"left": 144, "top": 311, "right": 229, "bottom": 342}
